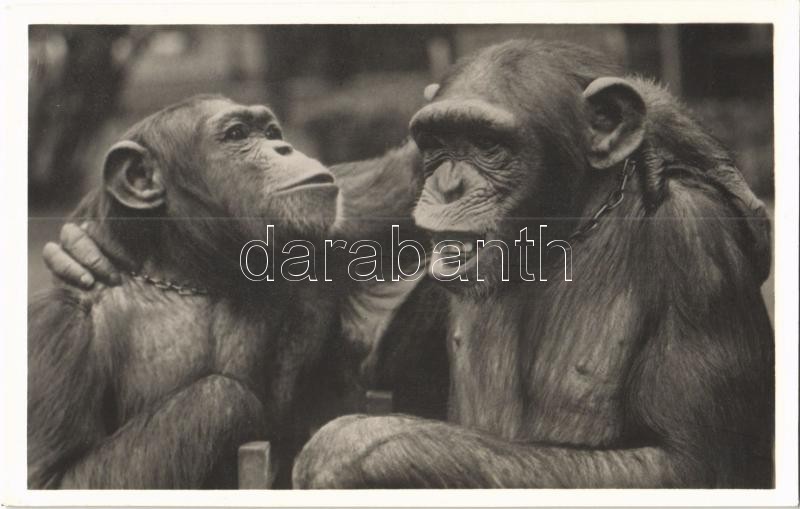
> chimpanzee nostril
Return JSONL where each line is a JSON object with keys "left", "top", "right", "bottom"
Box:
{"left": 274, "top": 145, "right": 293, "bottom": 156}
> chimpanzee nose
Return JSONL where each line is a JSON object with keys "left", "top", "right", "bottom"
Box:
{"left": 274, "top": 144, "right": 293, "bottom": 156}
{"left": 431, "top": 161, "right": 464, "bottom": 203}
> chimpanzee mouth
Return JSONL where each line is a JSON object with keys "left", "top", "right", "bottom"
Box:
{"left": 429, "top": 232, "right": 484, "bottom": 276}
{"left": 275, "top": 172, "right": 337, "bottom": 194}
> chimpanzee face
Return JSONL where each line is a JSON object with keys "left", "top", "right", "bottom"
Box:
{"left": 103, "top": 96, "right": 340, "bottom": 244}
{"left": 409, "top": 41, "right": 646, "bottom": 296}
{"left": 410, "top": 97, "right": 534, "bottom": 294}
{"left": 198, "top": 98, "right": 339, "bottom": 241}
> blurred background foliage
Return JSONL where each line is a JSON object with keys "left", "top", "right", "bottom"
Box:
{"left": 28, "top": 24, "right": 773, "bottom": 206}
{"left": 28, "top": 24, "right": 775, "bottom": 312}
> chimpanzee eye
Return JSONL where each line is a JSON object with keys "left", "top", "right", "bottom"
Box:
{"left": 224, "top": 124, "right": 249, "bottom": 141}
{"left": 265, "top": 125, "right": 283, "bottom": 140}
{"left": 415, "top": 133, "right": 443, "bottom": 151}
{"left": 474, "top": 136, "right": 499, "bottom": 151}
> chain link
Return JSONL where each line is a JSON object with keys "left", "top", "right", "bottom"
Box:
{"left": 569, "top": 158, "right": 637, "bottom": 241}
{"left": 129, "top": 271, "right": 208, "bottom": 296}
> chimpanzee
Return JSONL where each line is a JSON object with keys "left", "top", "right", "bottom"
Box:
{"left": 29, "top": 95, "right": 445, "bottom": 489}
{"left": 292, "top": 39, "right": 774, "bottom": 489}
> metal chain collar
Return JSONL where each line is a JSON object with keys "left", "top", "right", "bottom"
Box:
{"left": 129, "top": 271, "right": 208, "bottom": 296}
{"left": 569, "top": 158, "right": 637, "bottom": 241}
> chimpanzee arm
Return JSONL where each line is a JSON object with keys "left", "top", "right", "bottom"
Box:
{"left": 28, "top": 289, "right": 109, "bottom": 488}
{"left": 330, "top": 141, "right": 423, "bottom": 242}
{"left": 59, "top": 374, "right": 267, "bottom": 489}
{"left": 293, "top": 415, "right": 686, "bottom": 488}
{"left": 28, "top": 290, "right": 267, "bottom": 489}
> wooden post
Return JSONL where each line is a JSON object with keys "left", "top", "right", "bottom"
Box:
{"left": 238, "top": 441, "right": 276, "bottom": 489}
{"left": 365, "top": 390, "right": 393, "bottom": 415}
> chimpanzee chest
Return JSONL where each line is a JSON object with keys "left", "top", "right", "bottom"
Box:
{"left": 91, "top": 284, "right": 213, "bottom": 419}
{"left": 92, "top": 280, "right": 336, "bottom": 427}
{"left": 91, "top": 282, "right": 283, "bottom": 420}
{"left": 447, "top": 291, "right": 638, "bottom": 448}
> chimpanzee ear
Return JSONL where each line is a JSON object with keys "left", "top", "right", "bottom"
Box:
{"left": 103, "top": 140, "right": 165, "bottom": 210}
{"left": 423, "top": 83, "right": 440, "bottom": 102}
{"left": 582, "top": 77, "right": 646, "bottom": 170}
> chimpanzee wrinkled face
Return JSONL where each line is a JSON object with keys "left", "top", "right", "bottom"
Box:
{"left": 410, "top": 97, "right": 536, "bottom": 293}
{"left": 409, "top": 40, "right": 645, "bottom": 296}
{"left": 197, "top": 98, "right": 339, "bottom": 241}
{"left": 103, "top": 96, "right": 340, "bottom": 245}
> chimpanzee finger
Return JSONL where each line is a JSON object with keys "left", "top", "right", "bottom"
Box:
{"left": 42, "top": 242, "right": 95, "bottom": 289}
{"left": 59, "top": 223, "right": 121, "bottom": 285}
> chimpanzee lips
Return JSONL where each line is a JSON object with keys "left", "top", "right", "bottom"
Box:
{"left": 275, "top": 172, "right": 337, "bottom": 194}
{"left": 429, "top": 232, "right": 484, "bottom": 277}
{"left": 297, "top": 173, "right": 335, "bottom": 187}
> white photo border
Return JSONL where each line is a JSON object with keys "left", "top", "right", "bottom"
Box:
{"left": 2, "top": 1, "right": 797, "bottom": 506}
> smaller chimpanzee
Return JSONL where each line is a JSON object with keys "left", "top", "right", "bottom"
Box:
{"left": 28, "top": 95, "right": 354, "bottom": 489}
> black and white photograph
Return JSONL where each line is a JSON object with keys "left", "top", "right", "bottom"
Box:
{"left": 2, "top": 1, "right": 798, "bottom": 506}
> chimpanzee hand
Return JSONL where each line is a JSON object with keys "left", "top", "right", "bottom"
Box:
{"left": 42, "top": 222, "right": 121, "bottom": 289}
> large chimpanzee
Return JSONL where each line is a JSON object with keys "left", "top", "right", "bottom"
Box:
{"left": 28, "top": 95, "right": 442, "bottom": 489}
{"left": 44, "top": 40, "right": 773, "bottom": 489}
{"left": 290, "top": 40, "right": 774, "bottom": 488}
